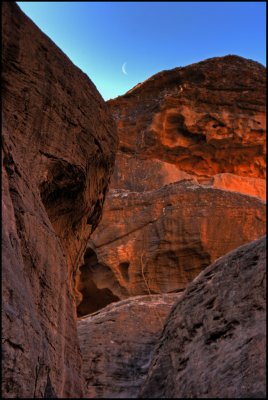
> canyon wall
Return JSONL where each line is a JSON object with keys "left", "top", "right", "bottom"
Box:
{"left": 2, "top": 4, "right": 266, "bottom": 398}
{"left": 78, "top": 56, "right": 266, "bottom": 315}
{"left": 2, "top": 3, "right": 117, "bottom": 397}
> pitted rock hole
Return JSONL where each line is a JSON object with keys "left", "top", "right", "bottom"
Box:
{"left": 39, "top": 158, "right": 87, "bottom": 234}
{"left": 118, "top": 261, "right": 130, "bottom": 282}
{"left": 77, "top": 248, "right": 120, "bottom": 316}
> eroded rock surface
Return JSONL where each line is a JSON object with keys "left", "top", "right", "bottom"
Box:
{"left": 140, "top": 236, "right": 266, "bottom": 398}
{"left": 77, "top": 181, "right": 266, "bottom": 315}
{"left": 2, "top": 3, "right": 117, "bottom": 397}
{"left": 109, "top": 55, "right": 266, "bottom": 197}
{"left": 77, "top": 293, "right": 181, "bottom": 398}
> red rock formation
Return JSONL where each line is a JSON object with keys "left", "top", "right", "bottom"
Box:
{"left": 77, "top": 181, "right": 266, "bottom": 316}
{"left": 77, "top": 293, "right": 181, "bottom": 398}
{"left": 78, "top": 55, "right": 266, "bottom": 316}
{"left": 140, "top": 236, "right": 266, "bottom": 398}
{"left": 2, "top": 3, "right": 117, "bottom": 398}
{"left": 109, "top": 55, "right": 266, "bottom": 198}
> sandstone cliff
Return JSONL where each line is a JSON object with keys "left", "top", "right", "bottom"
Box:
{"left": 78, "top": 55, "right": 266, "bottom": 316}
{"left": 2, "top": 3, "right": 117, "bottom": 397}
{"left": 140, "top": 236, "right": 266, "bottom": 398}
{"left": 108, "top": 55, "right": 266, "bottom": 197}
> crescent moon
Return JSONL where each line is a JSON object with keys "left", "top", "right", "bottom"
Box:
{"left": 122, "top": 62, "right": 128, "bottom": 75}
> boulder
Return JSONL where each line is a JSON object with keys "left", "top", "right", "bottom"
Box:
{"left": 140, "top": 236, "right": 266, "bottom": 398}
{"left": 77, "top": 293, "right": 181, "bottom": 398}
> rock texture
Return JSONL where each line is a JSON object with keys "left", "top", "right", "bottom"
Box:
{"left": 109, "top": 55, "right": 266, "bottom": 197}
{"left": 77, "top": 181, "right": 266, "bottom": 315}
{"left": 2, "top": 3, "right": 117, "bottom": 398}
{"left": 77, "top": 293, "right": 181, "bottom": 398}
{"left": 140, "top": 236, "right": 266, "bottom": 398}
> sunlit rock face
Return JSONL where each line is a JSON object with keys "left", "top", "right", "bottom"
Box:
{"left": 77, "top": 293, "right": 182, "bottom": 398}
{"left": 208, "top": 173, "right": 266, "bottom": 200}
{"left": 76, "top": 55, "right": 266, "bottom": 317}
{"left": 80, "top": 181, "right": 266, "bottom": 310}
{"left": 109, "top": 55, "right": 266, "bottom": 196}
{"left": 2, "top": 2, "right": 117, "bottom": 398}
{"left": 140, "top": 236, "right": 266, "bottom": 399}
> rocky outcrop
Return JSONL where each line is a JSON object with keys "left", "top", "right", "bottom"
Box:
{"left": 77, "top": 293, "right": 181, "bottom": 398}
{"left": 109, "top": 55, "right": 266, "bottom": 198}
{"left": 140, "top": 236, "right": 266, "bottom": 398}
{"left": 2, "top": 3, "right": 117, "bottom": 398}
{"left": 77, "top": 181, "right": 266, "bottom": 316}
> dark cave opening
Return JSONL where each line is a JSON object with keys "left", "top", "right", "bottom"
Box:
{"left": 77, "top": 248, "right": 120, "bottom": 316}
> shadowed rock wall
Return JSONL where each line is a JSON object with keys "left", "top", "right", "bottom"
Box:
{"left": 2, "top": 3, "right": 117, "bottom": 397}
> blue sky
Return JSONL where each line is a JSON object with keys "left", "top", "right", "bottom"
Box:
{"left": 17, "top": 1, "right": 266, "bottom": 100}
